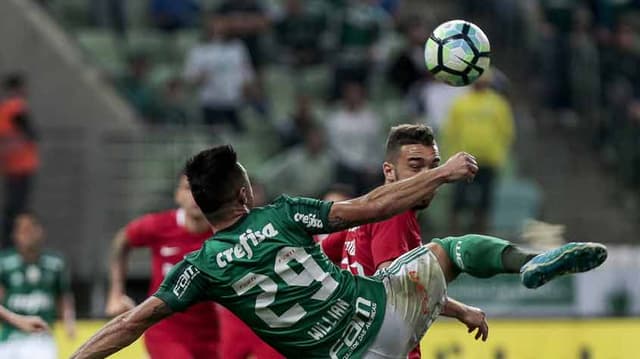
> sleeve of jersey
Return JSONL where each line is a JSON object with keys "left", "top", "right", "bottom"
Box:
{"left": 153, "top": 260, "right": 211, "bottom": 312}
{"left": 370, "top": 215, "right": 412, "bottom": 269}
{"left": 321, "top": 231, "right": 347, "bottom": 264}
{"left": 282, "top": 195, "right": 333, "bottom": 235}
{"left": 125, "top": 214, "right": 157, "bottom": 247}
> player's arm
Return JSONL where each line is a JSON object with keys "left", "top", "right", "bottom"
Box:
{"left": 71, "top": 296, "right": 173, "bottom": 359}
{"left": 106, "top": 228, "right": 136, "bottom": 317}
{"left": 59, "top": 293, "right": 76, "bottom": 339}
{"left": 0, "top": 304, "right": 49, "bottom": 333}
{"left": 327, "top": 152, "right": 478, "bottom": 232}
{"left": 440, "top": 296, "right": 488, "bottom": 341}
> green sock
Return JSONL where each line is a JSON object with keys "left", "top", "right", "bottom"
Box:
{"left": 431, "top": 234, "right": 511, "bottom": 278}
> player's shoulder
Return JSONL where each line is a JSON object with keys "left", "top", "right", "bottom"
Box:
{"left": 41, "top": 250, "right": 67, "bottom": 271}
{"left": 133, "top": 209, "right": 178, "bottom": 228}
{"left": 0, "top": 249, "right": 21, "bottom": 268}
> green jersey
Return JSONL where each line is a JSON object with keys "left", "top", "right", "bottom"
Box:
{"left": 0, "top": 249, "right": 70, "bottom": 341}
{"left": 155, "top": 196, "right": 387, "bottom": 358}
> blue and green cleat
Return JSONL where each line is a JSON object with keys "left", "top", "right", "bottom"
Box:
{"left": 521, "top": 242, "right": 608, "bottom": 289}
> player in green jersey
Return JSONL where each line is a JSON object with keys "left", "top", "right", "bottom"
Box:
{"left": 72, "top": 145, "right": 606, "bottom": 359}
{"left": 0, "top": 213, "right": 75, "bottom": 359}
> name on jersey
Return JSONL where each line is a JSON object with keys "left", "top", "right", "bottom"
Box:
{"left": 294, "top": 212, "right": 324, "bottom": 229}
{"left": 307, "top": 298, "right": 350, "bottom": 341}
{"left": 216, "top": 223, "right": 279, "bottom": 268}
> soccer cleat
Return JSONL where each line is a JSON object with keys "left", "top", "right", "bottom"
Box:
{"left": 520, "top": 242, "right": 608, "bottom": 289}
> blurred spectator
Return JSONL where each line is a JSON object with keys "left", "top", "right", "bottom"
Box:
{"left": 0, "top": 74, "right": 39, "bottom": 248}
{"left": 116, "top": 53, "right": 160, "bottom": 123}
{"left": 258, "top": 125, "right": 335, "bottom": 199}
{"left": 155, "top": 77, "right": 192, "bottom": 125}
{"left": 442, "top": 71, "right": 515, "bottom": 234}
{"left": 215, "top": 0, "right": 271, "bottom": 72}
{"left": 275, "top": 0, "right": 327, "bottom": 68}
{"left": 407, "top": 76, "right": 469, "bottom": 134}
{"left": 90, "top": 0, "right": 127, "bottom": 37}
{"left": 184, "top": 15, "right": 255, "bottom": 133}
{"left": 326, "top": 81, "right": 382, "bottom": 194}
{"left": 534, "top": 0, "right": 576, "bottom": 113}
{"left": 322, "top": 183, "right": 355, "bottom": 203}
{"left": 150, "top": 0, "right": 201, "bottom": 33}
{"left": 276, "top": 94, "right": 316, "bottom": 149}
{"left": 330, "top": 0, "right": 389, "bottom": 101}
{"left": 387, "top": 17, "right": 429, "bottom": 95}
{"left": 569, "top": 6, "right": 601, "bottom": 130}
{"left": 379, "top": 0, "right": 402, "bottom": 17}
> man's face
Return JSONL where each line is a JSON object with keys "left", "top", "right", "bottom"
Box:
{"left": 383, "top": 143, "right": 441, "bottom": 208}
{"left": 13, "top": 215, "right": 44, "bottom": 251}
{"left": 175, "top": 175, "right": 206, "bottom": 219}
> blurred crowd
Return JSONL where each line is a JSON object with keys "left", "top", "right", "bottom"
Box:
{"left": 524, "top": 0, "right": 640, "bottom": 198}
{"left": 20, "top": 0, "right": 639, "bottom": 236}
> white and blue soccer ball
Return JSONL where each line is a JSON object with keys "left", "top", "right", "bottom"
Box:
{"left": 424, "top": 20, "right": 491, "bottom": 87}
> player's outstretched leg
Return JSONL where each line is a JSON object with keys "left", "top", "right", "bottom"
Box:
{"left": 520, "top": 242, "right": 607, "bottom": 289}
{"left": 429, "top": 235, "right": 607, "bottom": 288}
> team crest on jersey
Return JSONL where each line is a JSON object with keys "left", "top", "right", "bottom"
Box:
{"left": 173, "top": 265, "right": 200, "bottom": 298}
{"left": 293, "top": 213, "right": 324, "bottom": 229}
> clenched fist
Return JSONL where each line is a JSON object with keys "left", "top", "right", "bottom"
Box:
{"left": 441, "top": 152, "right": 478, "bottom": 182}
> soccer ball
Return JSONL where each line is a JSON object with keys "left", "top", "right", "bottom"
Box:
{"left": 424, "top": 20, "right": 491, "bottom": 87}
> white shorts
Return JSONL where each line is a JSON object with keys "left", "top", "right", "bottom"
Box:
{"left": 0, "top": 333, "right": 57, "bottom": 359}
{"left": 364, "top": 246, "right": 447, "bottom": 358}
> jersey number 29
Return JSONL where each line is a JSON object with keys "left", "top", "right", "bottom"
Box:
{"left": 232, "top": 247, "right": 338, "bottom": 328}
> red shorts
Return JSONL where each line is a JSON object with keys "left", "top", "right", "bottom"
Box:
{"left": 219, "top": 308, "right": 283, "bottom": 359}
{"left": 144, "top": 320, "right": 219, "bottom": 359}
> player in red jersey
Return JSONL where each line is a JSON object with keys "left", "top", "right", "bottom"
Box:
{"left": 322, "top": 124, "right": 441, "bottom": 359}
{"left": 104, "top": 175, "right": 219, "bottom": 358}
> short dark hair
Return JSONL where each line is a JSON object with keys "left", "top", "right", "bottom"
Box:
{"left": 184, "top": 145, "right": 245, "bottom": 215}
{"left": 3, "top": 72, "right": 25, "bottom": 91}
{"left": 385, "top": 124, "right": 435, "bottom": 162}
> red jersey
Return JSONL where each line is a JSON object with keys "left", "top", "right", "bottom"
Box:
{"left": 321, "top": 210, "right": 423, "bottom": 359}
{"left": 125, "top": 209, "right": 219, "bottom": 353}
{"left": 322, "top": 210, "right": 422, "bottom": 276}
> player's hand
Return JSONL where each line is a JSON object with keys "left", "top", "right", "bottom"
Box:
{"left": 459, "top": 305, "right": 488, "bottom": 342}
{"left": 105, "top": 293, "right": 136, "bottom": 317}
{"left": 442, "top": 152, "right": 478, "bottom": 183}
{"left": 11, "top": 314, "right": 49, "bottom": 333}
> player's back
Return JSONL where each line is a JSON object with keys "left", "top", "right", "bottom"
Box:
{"left": 181, "top": 196, "right": 387, "bottom": 359}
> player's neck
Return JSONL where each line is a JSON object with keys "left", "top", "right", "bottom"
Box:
{"left": 18, "top": 247, "right": 40, "bottom": 263}
{"left": 208, "top": 205, "right": 249, "bottom": 232}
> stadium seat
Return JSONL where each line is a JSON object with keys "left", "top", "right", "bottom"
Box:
{"left": 75, "top": 29, "right": 125, "bottom": 75}
{"left": 491, "top": 178, "right": 543, "bottom": 238}
{"left": 126, "top": 30, "right": 172, "bottom": 64}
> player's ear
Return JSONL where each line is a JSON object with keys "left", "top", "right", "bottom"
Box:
{"left": 238, "top": 186, "right": 249, "bottom": 206}
{"left": 383, "top": 162, "right": 397, "bottom": 182}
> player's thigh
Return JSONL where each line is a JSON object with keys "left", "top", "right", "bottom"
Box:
{"left": 370, "top": 246, "right": 448, "bottom": 356}
{"left": 144, "top": 332, "right": 194, "bottom": 359}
